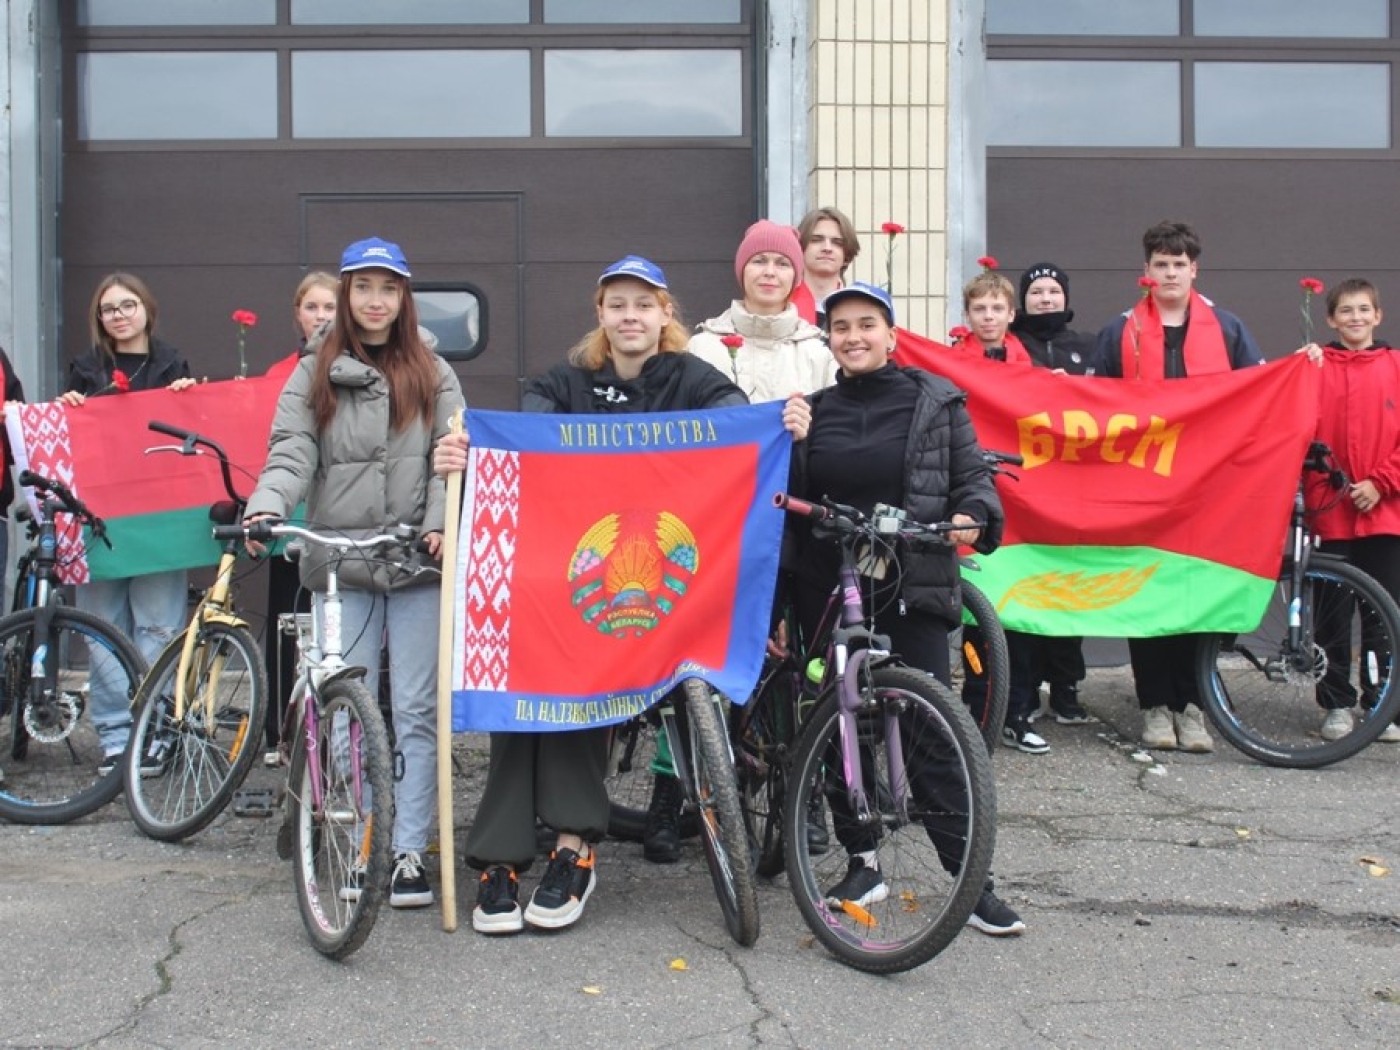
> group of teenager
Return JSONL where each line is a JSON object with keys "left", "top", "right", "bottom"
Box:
{"left": 18, "top": 208, "right": 1394, "bottom": 945}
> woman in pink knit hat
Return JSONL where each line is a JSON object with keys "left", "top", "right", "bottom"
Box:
{"left": 687, "top": 219, "right": 834, "bottom": 404}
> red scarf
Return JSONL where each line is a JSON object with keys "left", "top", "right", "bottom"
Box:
{"left": 1119, "top": 290, "right": 1231, "bottom": 379}
{"left": 959, "top": 332, "right": 1032, "bottom": 365}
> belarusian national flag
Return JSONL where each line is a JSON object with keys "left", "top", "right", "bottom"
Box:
{"left": 6, "top": 379, "right": 282, "bottom": 583}
{"left": 450, "top": 403, "right": 791, "bottom": 732}
{"left": 896, "top": 332, "right": 1320, "bottom": 636}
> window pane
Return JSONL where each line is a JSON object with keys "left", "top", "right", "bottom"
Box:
{"left": 1195, "top": 63, "right": 1389, "bottom": 147}
{"left": 987, "top": 0, "right": 1178, "bottom": 36}
{"left": 418, "top": 289, "right": 486, "bottom": 361}
{"left": 77, "top": 52, "right": 277, "bottom": 140}
{"left": 292, "top": 51, "right": 530, "bottom": 138}
{"left": 77, "top": 0, "right": 275, "bottom": 25}
{"left": 987, "top": 61, "right": 1180, "bottom": 147}
{"left": 1194, "top": 0, "right": 1387, "bottom": 38}
{"left": 545, "top": 50, "right": 742, "bottom": 136}
{"left": 292, "top": 0, "right": 527, "bottom": 24}
{"left": 545, "top": 0, "right": 741, "bottom": 23}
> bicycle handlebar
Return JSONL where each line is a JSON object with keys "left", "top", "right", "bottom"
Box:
{"left": 146, "top": 421, "right": 244, "bottom": 505}
{"left": 213, "top": 519, "right": 422, "bottom": 559}
{"left": 1304, "top": 441, "right": 1350, "bottom": 490}
{"left": 17, "top": 469, "right": 111, "bottom": 546}
{"left": 773, "top": 493, "right": 981, "bottom": 545}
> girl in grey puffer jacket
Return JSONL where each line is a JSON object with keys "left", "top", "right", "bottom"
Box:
{"left": 246, "top": 238, "right": 465, "bottom": 909}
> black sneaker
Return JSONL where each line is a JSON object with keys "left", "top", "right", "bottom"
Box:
{"left": 806, "top": 792, "right": 830, "bottom": 854}
{"left": 472, "top": 865, "right": 523, "bottom": 935}
{"left": 389, "top": 851, "right": 434, "bottom": 909}
{"left": 823, "top": 856, "right": 889, "bottom": 908}
{"left": 1050, "top": 686, "right": 1091, "bottom": 725}
{"left": 524, "top": 847, "right": 596, "bottom": 930}
{"left": 643, "top": 775, "right": 683, "bottom": 864}
{"left": 967, "top": 887, "right": 1026, "bottom": 936}
{"left": 1001, "top": 717, "right": 1049, "bottom": 755}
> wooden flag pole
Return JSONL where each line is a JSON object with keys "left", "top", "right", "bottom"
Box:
{"left": 435, "top": 409, "right": 464, "bottom": 932}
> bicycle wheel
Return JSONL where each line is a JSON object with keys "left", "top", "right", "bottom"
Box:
{"left": 732, "top": 656, "right": 802, "bottom": 877}
{"left": 681, "top": 679, "right": 761, "bottom": 946}
{"left": 955, "top": 580, "right": 1010, "bottom": 753}
{"left": 290, "top": 678, "right": 393, "bottom": 959}
{"left": 1198, "top": 554, "right": 1400, "bottom": 769}
{"left": 783, "top": 664, "right": 996, "bottom": 974}
{"left": 0, "top": 606, "right": 146, "bottom": 825}
{"left": 604, "top": 710, "right": 701, "bottom": 842}
{"left": 124, "top": 623, "right": 268, "bottom": 841}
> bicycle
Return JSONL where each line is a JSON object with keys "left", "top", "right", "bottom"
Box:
{"left": 244, "top": 518, "right": 416, "bottom": 958}
{"left": 774, "top": 492, "right": 996, "bottom": 974}
{"left": 607, "top": 450, "right": 1016, "bottom": 868}
{"left": 123, "top": 423, "right": 269, "bottom": 841}
{"left": 1196, "top": 441, "right": 1400, "bottom": 768}
{"left": 0, "top": 470, "right": 147, "bottom": 825}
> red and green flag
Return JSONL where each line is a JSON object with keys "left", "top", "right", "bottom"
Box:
{"left": 896, "top": 332, "right": 1320, "bottom": 636}
{"left": 6, "top": 378, "right": 282, "bottom": 583}
{"left": 449, "top": 403, "right": 791, "bottom": 733}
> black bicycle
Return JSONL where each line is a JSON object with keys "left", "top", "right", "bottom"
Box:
{"left": 0, "top": 471, "right": 147, "bottom": 824}
{"left": 1196, "top": 442, "right": 1400, "bottom": 768}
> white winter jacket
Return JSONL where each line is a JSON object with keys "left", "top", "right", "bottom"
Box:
{"left": 686, "top": 301, "right": 835, "bottom": 402}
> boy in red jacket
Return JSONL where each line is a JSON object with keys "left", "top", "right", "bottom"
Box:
{"left": 1302, "top": 277, "right": 1400, "bottom": 743}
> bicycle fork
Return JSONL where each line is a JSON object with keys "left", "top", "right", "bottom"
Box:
{"left": 832, "top": 642, "right": 910, "bottom": 829}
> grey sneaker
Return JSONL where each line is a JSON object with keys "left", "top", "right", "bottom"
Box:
{"left": 1174, "top": 704, "right": 1214, "bottom": 753}
{"left": 1140, "top": 706, "right": 1177, "bottom": 750}
{"left": 1378, "top": 721, "right": 1400, "bottom": 743}
{"left": 1320, "top": 708, "right": 1353, "bottom": 741}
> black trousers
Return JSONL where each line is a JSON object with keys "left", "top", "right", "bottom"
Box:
{"left": 1316, "top": 536, "right": 1400, "bottom": 711}
{"left": 1129, "top": 634, "right": 1208, "bottom": 712}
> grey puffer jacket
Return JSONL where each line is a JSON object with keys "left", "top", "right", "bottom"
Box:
{"left": 246, "top": 350, "right": 465, "bottom": 593}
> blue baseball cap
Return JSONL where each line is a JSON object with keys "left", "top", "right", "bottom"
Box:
{"left": 340, "top": 237, "right": 411, "bottom": 278}
{"left": 598, "top": 255, "right": 668, "bottom": 291}
{"left": 822, "top": 282, "right": 896, "bottom": 326}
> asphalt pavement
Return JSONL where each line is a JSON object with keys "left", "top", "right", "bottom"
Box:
{"left": 2, "top": 663, "right": 1397, "bottom": 1049}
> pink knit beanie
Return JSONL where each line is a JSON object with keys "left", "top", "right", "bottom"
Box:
{"left": 733, "top": 220, "right": 805, "bottom": 290}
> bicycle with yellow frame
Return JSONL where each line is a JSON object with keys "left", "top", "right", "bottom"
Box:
{"left": 122, "top": 422, "right": 268, "bottom": 841}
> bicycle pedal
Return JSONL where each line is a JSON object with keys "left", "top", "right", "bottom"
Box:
{"left": 232, "top": 787, "right": 278, "bottom": 818}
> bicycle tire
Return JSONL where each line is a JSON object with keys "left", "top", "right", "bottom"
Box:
{"left": 682, "top": 679, "right": 761, "bottom": 946}
{"left": 0, "top": 606, "right": 146, "bottom": 825}
{"left": 124, "top": 623, "right": 268, "bottom": 841}
{"left": 732, "top": 656, "right": 802, "bottom": 877}
{"left": 604, "top": 711, "right": 701, "bottom": 842}
{"left": 955, "top": 580, "right": 1010, "bottom": 753}
{"left": 1198, "top": 554, "right": 1400, "bottom": 769}
{"left": 783, "top": 664, "right": 996, "bottom": 974}
{"left": 289, "top": 678, "right": 394, "bottom": 959}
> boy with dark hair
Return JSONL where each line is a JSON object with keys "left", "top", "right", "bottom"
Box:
{"left": 1095, "top": 220, "right": 1264, "bottom": 751}
{"left": 1301, "top": 277, "right": 1400, "bottom": 743}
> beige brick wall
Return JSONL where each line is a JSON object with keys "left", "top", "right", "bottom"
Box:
{"left": 807, "top": 0, "right": 950, "bottom": 339}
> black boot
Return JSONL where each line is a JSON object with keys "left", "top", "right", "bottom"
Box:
{"left": 805, "top": 791, "right": 830, "bottom": 854}
{"left": 1049, "top": 683, "right": 1090, "bottom": 724}
{"left": 643, "top": 774, "right": 683, "bottom": 863}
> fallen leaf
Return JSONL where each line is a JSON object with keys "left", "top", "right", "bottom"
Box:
{"left": 581, "top": 986, "right": 603, "bottom": 996}
{"left": 1369, "top": 865, "right": 1390, "bottom": 878}
{"left": 1235, "top": 828, "right": 1250, "bottom": 839}
{"left": 669, "top": 958, "right": 688, "bottom": 971}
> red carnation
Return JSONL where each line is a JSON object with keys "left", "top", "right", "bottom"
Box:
{"left": 1299, "top": 277, "right": 1324, "bottom": 295}
{"left": 100, "top": 369, "right": 131, "bottom": 395}
{"left": 881, "top": 222, "right": 905, "bottom": 236}
{"left": 1138, "top": 276, "right": 1159, "bottom": 295}
{"left": 977, "top": 256, "right": 998, "bottom": 271}
{"left": 719, "top": 334, "right": 744, "bottom": 349}
{"left": 948, "top": 325, "right": 971, "bottom": 344}
{"left": 231, "top": 309, "right": 259, "bottom": 327}
{"left": 1299, "top": 277, "right": 1324, "bottom": 344}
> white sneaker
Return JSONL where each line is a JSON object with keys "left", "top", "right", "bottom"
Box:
{"left": 1377, "top": 722, "right": 1400, "bottom": 743}
{"left": 1140, "top": 706, "right": 1177, "bottom": 750}
{"left": 1175, "top": 704, "right": 1214, "bottom": 753}
{"left": 1320, "top": 708, "right": 1353, "bottom": 741}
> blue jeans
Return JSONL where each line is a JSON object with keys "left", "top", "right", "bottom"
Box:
{"left": 322, "top": 585, "right": 440, "bottom": 856}
{"left": 77, "top": 571, "right": 188, "bottom": 753}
